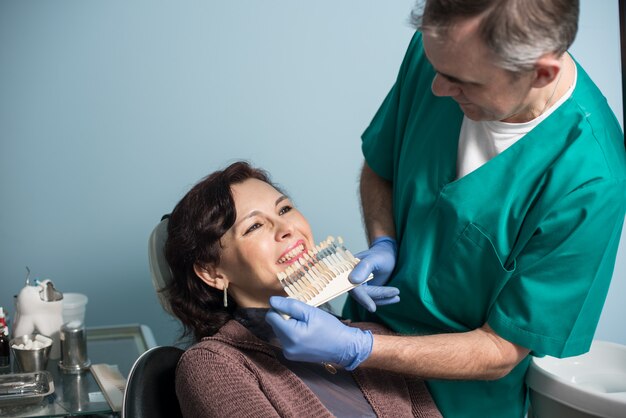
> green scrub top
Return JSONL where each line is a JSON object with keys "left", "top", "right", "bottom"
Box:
{"left": 344, "top": 32, "right": 626, "bottom": 417}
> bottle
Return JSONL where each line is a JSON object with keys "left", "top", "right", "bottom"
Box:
{"left": 0, "top": 306, "right": 6, "bottom": 328}
{"left": 0, "top": 307, "right": 9, "bottom": 368}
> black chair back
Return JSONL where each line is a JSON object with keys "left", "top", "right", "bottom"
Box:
{"left": 122, "top": 345, "right": 184, "bottom": 418}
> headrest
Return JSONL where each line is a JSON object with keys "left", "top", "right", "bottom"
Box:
{"left": 148, "top": 216, "right": 173, "bottom": 313}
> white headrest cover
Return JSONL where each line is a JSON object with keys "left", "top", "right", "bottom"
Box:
{"left": 148, "top": 218, "right": 174, "bottom": 313}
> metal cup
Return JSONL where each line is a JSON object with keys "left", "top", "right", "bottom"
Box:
{"left": 62, "top": 371, "right": 90, "bottom": 411}
{"left": 10, "top": 334, "right": 52, "bottom": 372}
{"left": 59, "top": 322, "right": 91, "bottom": 373}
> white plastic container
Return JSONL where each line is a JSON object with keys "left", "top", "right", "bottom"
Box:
{"left": 62, "top": 293, "right": 88, "bottom": 326}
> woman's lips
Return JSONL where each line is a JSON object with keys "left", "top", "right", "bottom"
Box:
{"left": 277, "top": 241, "right": 306, "bottom": 265}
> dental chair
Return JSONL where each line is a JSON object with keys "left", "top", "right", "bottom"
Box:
{"left": 122, "top": 345, "right": 184, "bottom": 418}
{"left": 122, "top": 216, "right": 184, "bottom": 418}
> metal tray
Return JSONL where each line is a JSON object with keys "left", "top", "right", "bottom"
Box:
{"left": 0, "top": 371, "right": 55, "bottom": 406}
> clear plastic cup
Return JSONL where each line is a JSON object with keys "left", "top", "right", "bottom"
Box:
{"left": 62, "top": 293, "right": 88, "bottom": 327}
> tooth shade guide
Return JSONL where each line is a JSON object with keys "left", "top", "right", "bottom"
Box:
{"left": 277, "top": 272, "right": 297, "bottom": 298}
{"left": 285, "top": 267, "right": 314, "bottom": 300}
{"left": 276, "top": 235, "right": 374, "bottom": 307}
{"left": 297, "top": 259, "right": 324, "bottom": 292}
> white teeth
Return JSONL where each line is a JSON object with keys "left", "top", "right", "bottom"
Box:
{"left": 278, "top": 244, "right": 305, "bottom": 264}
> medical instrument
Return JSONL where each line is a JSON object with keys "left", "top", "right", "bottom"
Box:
{"left": 276, "top": 236, "right": 373, "bottom": 307}
{"left": 0, "top": 371, "right": 55, "bottom": 407}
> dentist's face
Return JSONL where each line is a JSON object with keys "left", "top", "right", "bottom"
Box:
{"left": 423, "top": 17, "right": 536, "bottom": 123}
{"left": 217, "top": 178, "right": 314, "bottom": 307}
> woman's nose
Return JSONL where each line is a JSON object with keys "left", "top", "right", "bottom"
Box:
{"left": 431, "top": 73, "right": 461, "bottom": 97}
{"left": 275, "top": 219, "right": 294, "bottom": 240}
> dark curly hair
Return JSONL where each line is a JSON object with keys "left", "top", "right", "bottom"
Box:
{"left": 163, "top": 161, "right": 279, "bottom": 341}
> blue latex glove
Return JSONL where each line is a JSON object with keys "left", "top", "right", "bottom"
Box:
{"left": 266, "top": 296, "right": 373, "bottom": 370}
{"left": 350, "top": 285, "right": 400, "bottom": 313}
{"left": 348, "top": 236, "right": 398, "bottom": 312}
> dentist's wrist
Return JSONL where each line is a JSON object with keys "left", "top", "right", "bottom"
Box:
{"left": 370, "top": 236, "right": 397, "bottom": 253}
{"left": 343, "top": 329, "right": 374, "bottom": 371}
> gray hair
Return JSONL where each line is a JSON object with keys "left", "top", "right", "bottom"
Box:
{"left": 410, "top": 0, "right": 579, "bottom": 73}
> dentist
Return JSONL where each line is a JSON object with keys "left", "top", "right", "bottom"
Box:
{"left": 266, "top": 1, "right": 626, "bottom": 417}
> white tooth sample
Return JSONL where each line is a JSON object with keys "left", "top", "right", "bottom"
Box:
{"left": 293, "top": 260, "right": 314, "bottom": 290}
{"left": 313, "top": 249, "right": 335, "bottom": 281}
{"left": 321, "top": 256, "right": 341, "bottom": 276}
{"left": 277, "top": 272, "right": 297, "bottom": 298}
{"left": 314, "top": 256, "right": 334, "bottom": 284}
{"left": 299, "top": 269, "right": 318, "bottom": 298}
{"left": 317, "top": 256, "right": 334, "bottom": 282}
{"left": 298, "top": 259, "right": 323, "bottom": 292}
{"left": 328, "top": 252, "right": 349, "bottom": 273}
{"left": 286, "top": 266, "right": 313, "bottom": 300}
{"left": 283, "top": 267, "right": 299, "bottom": 295}
{"left": 296, "top": 267, "right": 319, "bottom": 298}
{"left": 304, "top": 252, "right": 330, "bottom": 285}
{"left": 337, "top": 246, "right": 358, "bottom": 268}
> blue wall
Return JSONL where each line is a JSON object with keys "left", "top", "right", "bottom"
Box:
{"left": 1, "top": 0, "right": 624, "bottom": 347}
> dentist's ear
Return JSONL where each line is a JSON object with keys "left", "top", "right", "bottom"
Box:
{"left": 531, "top": 53, "right": 562, "bottom": 89}
{"left": 193, "top": 263, "right": 229, "bottom": 291}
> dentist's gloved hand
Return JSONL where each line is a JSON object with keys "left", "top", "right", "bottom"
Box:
{"left": 266, "top": 296, "right": 373, "bottom": 370}
{"left": 350, "top": 285, "right": 400, "bottom": 313}
{"left": 348, "top": 236, "right": 398, "bottom": 312}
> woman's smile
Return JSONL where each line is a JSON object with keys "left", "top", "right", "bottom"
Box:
{"left": 277, "top": 240, "right": 306, "bottom": 265}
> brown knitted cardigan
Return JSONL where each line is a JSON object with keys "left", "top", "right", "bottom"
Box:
{"left": 176, "top": 320, "right": 441, "bottom": 418}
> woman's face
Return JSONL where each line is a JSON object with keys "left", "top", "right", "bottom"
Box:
{"left": 213, "top": 178, "right": 315, "bottom": 307}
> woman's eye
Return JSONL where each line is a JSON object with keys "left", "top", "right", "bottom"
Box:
{"left": 279, "top": 205, "right": 293, "bottom": 215}
{"left": 244, "top": 223, "right": 262, "bottom": 235}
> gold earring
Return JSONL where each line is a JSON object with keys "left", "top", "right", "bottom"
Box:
{"left": 223, "top": 282, "right": 228, "bottom": 308}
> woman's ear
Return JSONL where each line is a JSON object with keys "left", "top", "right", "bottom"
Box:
{"left": 193, "top": 263, "right": 228, "bottom": 290}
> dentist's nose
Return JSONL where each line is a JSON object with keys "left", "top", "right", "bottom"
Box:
{"left": 431, "top": 73, "right": 461, "bottom": 97}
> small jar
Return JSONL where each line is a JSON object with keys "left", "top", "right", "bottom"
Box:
{"left": 59, "top": 321, "right": 90, "bottom": 373}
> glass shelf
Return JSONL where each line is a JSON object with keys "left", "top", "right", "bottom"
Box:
{"left": 0, "top": 324, "right": 156, "bottom": 418}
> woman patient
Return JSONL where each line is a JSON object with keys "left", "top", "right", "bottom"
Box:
{"left": 163, "top": 161, "right": 441, "bottom": 418}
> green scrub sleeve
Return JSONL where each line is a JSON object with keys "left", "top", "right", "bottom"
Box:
{"left": 361, "top": 86, "right": 400, "bottom": 181}
{"left": 488, "top": 177, "right": 626, "bottom": 358}
{"left": 361, "top": 32, "right": 428, "bottom": 182}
